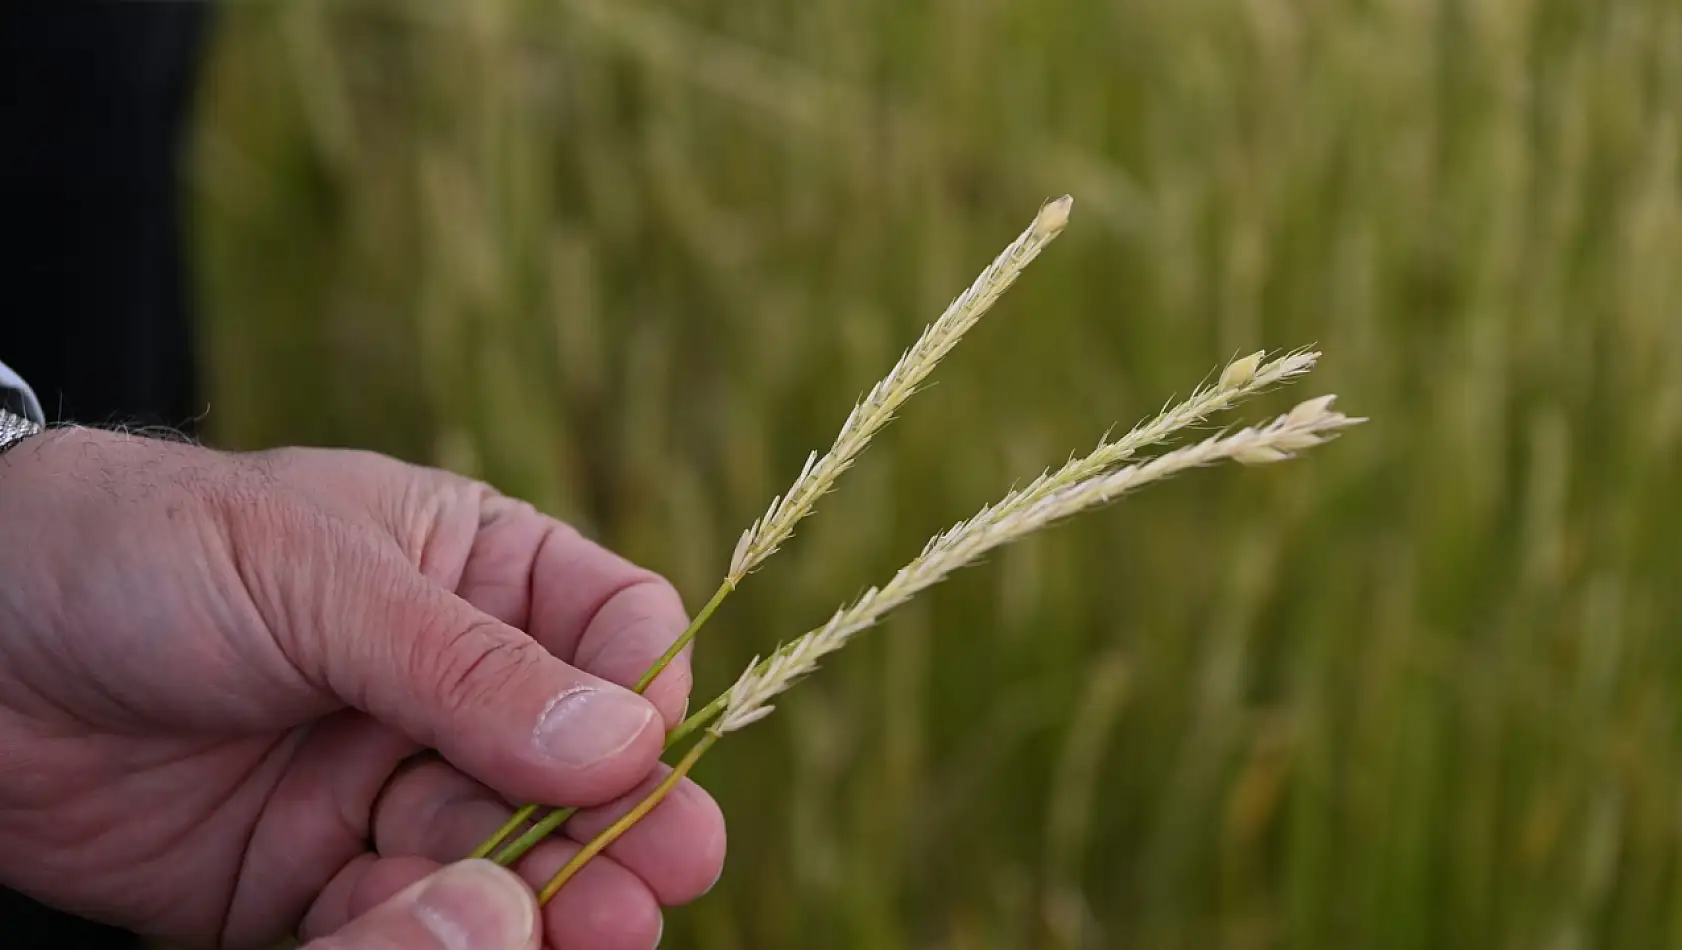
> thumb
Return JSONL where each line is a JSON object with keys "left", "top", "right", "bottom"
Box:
{"left": 302, "top": 861, "right": 538, "bottom": 950}
{"left": 294, "top": 543, "right": 665, "bottom": 807}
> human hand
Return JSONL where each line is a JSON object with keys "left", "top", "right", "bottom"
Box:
{"left": 0, "top": 429, "right": 724, "bottom": 949}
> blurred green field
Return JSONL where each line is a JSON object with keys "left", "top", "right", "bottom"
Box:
{"left": 190, "top": 1, "right": 1682, "bottom": 947}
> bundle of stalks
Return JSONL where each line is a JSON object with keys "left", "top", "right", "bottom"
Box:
{"left": 462, "top": 196, "right": 1363, "bottom": 904}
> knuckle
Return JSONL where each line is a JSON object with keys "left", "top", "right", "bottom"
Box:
{"left": 417, "top": 617, "right": 539, "bottom": 714}
{"left": 477, "top": 493, "right": 537, "bottom": 529}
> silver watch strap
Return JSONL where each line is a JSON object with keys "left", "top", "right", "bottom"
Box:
{"left": 0, "top": 359, "right": 43, "bottom": 424}
{"left": 0, "top": 408, "right": 43, "bottom": 455}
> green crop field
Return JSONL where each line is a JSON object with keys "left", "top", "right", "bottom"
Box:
{"left": 190, "top": 1, "right": 1682, "bottom": 946}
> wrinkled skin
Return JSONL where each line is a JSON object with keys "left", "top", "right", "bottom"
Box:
{"left": 0, "top": 429, "right": 725, "bottom": 949}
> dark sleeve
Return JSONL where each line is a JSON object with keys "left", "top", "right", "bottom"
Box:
{"left": 0, "top": 2, "right": 210, "bottom": 431}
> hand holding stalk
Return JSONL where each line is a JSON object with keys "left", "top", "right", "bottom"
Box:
{"left": 537, "top": 394, "right": 1363, "bottom": 900}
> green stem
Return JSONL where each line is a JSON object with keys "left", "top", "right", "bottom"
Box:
{"left": 538, "top": 731, "right": 721, "bottom": 904}
{"left": 492, "top": 804, "right": 576, "bottom": 866}
{"left": 665, "top": 689, "right": 730, "bottom": 749}
{"left": 470, "top": 804, "right": 539, "bottom": 860}
{"left": 492, "top": 702, "right": 716, "bottom": 865}
{"left": 635, "top": 581, "right": 731, "bottom": 692}
{"left": 664, "top": 635, "right": 818, "bottom": 747}
{"left": 472, "top": 580, "right": 735, "bottom": 865}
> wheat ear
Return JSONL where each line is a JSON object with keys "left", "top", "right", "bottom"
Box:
{"left": 703, "top": 393, "right": 1361, "bottom": 737}
{"left": 727, "top": 195, "right": 1074, "bottom": 585}
{"left": 983, "top": 348, "right": 1319, "bottom": 524}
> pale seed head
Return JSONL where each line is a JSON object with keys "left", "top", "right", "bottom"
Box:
{"left": 1219, "top": 351, "right": 1266, "bottom": 390}
{"left": 1034, "top": 195, "right": 1075, "bottom": 238}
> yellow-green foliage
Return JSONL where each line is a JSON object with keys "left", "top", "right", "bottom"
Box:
{"left": 193, "top": 1, "right": 1682, "bottom": 947}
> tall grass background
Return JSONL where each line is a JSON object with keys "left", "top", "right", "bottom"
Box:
{"left": 190, "top": 1, "right": 1682, "bottom": 947}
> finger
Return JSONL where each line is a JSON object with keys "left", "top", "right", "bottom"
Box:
{"left": 564, "top": 765, "right": 727, "bottom": 905}
{"left": 223, "top": 713, "right": 421, "bottom": 947}
{"left": 373, "top": 757, "right": 723, "bottom": 905}
{"left": 522, "top": 836, "right": 666, "bottom": 950}
{"left": 300, "top": 860, "right": 537, "bottom": 950}
{"left": 371, "top": 756, "right": 517, "bottom": 862}
{"left": 344, "top": 855, "right": 443, "bottom": 918}
{"left": 453, "top": 495, "right": 548, "bottom": 630}
{"left": 301, "top": 854, "right": 439, "bottom": 942}
{"left": 310, "top": 848, "right": 663, "bottom": 950}
{"left": 370, "top": 760, "right": 664, "bottom": 950}
{"left": 280, "top": 536, "right": 664, "bottom": 808}
{"left": 569, "top": 575, "right": 693, "bottom": 729}
{"left": 466, "top": 505, "right": 695, "bottom": 727}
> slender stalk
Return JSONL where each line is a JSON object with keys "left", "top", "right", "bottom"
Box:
{"left": 491, "top": 807, "right": 570, "bottom": 866}
{"left": 493, "top": 709, "right": 699, "bottom": 866}
{"left": 478, "top": 581, "right": 735, "bottom": 862}
{"left": 475, "top": 582, "right": 730, "bottom": 861}
{"left": 537, "top": 731, "right": 721, "bottom": 904}
{"left": 635, "top": 580, "right": 730, "bottom": 693}
{"left": 469, "top": 806, "right": 538, "bottom": 860}
{"left": 665, "top": 691, "right": 729, "bottom": 749}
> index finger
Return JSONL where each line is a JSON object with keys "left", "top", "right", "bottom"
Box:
{"left": 457, "top": 499, "right": 694, "bottom": 727}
